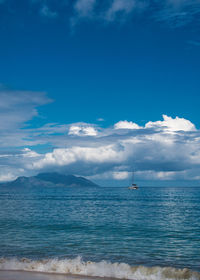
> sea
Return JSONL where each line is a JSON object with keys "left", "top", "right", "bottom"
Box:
{"left": 0, "top": 185, "right": 200, "bottom": 280}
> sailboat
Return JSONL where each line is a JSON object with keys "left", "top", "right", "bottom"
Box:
{"left": 128, "top": 170, "right": 139, "bottom": 190}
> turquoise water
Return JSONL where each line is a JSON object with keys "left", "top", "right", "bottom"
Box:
{"left": 0, "top": 185, "right": 200, "bottom": 278}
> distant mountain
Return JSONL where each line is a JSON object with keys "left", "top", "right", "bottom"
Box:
{"left": 0, "top": 172, "right": 99, "bottom": 188}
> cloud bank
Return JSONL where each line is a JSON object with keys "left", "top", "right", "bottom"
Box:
{"left": 0, "top": 88, "right": 200, "bottom": 184}
{"left": 30, "top": 117, "right": 200, "bottom": 182}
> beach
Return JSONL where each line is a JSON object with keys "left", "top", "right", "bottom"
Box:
{"left": 0, "top": 271, "right": 77, "bottom": 280}
{"left": 0, "top": 264, "right": 200, "bottom": 280}
{"left": 0, "top": 271, "right": 115, "bottom": 280}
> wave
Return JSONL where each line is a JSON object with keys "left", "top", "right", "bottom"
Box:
{"left": 0, "top": 257, "right": 199, "bottom": 280}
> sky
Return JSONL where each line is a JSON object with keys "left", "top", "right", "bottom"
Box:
{"left": 0, "top": 0, "right": 200, "bottom": 185}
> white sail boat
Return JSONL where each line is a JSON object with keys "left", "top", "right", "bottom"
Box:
{"left": 128, "top": 170, "right": 139, "bottom": 190}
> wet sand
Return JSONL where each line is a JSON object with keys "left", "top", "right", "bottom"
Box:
{"left": 0, "top": 271, "right": 119, "bottom": 280}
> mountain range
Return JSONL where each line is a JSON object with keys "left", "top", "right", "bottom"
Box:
{"left": 0, "top": 172, "right": 99, "bottom": 188}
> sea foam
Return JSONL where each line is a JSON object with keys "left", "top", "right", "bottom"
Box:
{"left": 0, "top": 257, "right": 199, "bottom": 280}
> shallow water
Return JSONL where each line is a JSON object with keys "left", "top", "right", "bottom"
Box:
{"left": 0, "top": 185, "right": 200, "bottom": 279}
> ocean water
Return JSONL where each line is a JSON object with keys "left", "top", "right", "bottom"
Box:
{"left": 0, "top": 185, "right": 200, "bottom": 280}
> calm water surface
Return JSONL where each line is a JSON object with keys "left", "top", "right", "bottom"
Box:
{"left": 0, "top": 186, "right": 200, "bottom": 271}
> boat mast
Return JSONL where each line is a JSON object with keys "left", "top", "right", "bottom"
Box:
{"left": 132, "top": 170, "right": 134, "bottom": 185}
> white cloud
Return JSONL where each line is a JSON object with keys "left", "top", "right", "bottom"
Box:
{"left": 145, "top": 114, "right": 196, "bottom": 132}
{"left": 0, "top": 92, "right": 200, "bottom": 183}
{"left": 25, "top": 114, "right": 200, "bottom": 182}
{"left": 114, "top": 115, "right": 196, "bottom": 132}
{"left": 0, "top": 167, "right": 28, "bottom": 182}
{"left": 22, "top": 148, "right": 40, "bottom": 158}
{"left": 0, "top": 172, "right": 17, "bottom": 182}
{"left": 113, "top": 171, "right": 129, "bottom": 180}
{"left": 32, "top": 144, "right": 125, "bottom": 169}
{"left": 134, "top": 170, "right": 183, "bottom": 180}
{"left": 68, "top": 124, "right": 98, "bottom": 136}
{"left": 114, "top": 120, "right": 141, "bottom": 129}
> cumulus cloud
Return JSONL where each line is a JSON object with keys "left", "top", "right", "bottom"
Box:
{"left": 32, "top": 143, "right": 125, "bottom": 170}
{"left": 0, "top": 148, "right": 41, "bottom": 182}
{"left": 114, "top": 115, "right": 196, "bottom": 132}
{"left": 113, "top": 171, "right": 129, "bottom": 180}
{"left": 23, "top": 114, "right": 200, "bottom": 182}
{"left": 114, "top": 120, "right": 141, "bottom": 129}
{"left": 68, "top": 124, "right": 98, "bottom": 136}
{"left": 145, "top": 114, "right": 196, "bottom": 132}
{"left": 22, "top": 148, "right": 40, "bottom": 158}
{"left": 0, "top": 165, "right": 20, "bottom": 182}
{"left": 0, "top": 93, "right": 200, "bottom": 184}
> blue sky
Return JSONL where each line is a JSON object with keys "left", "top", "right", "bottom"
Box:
{"left": 0, "top": 0, "right": 200, "bottom": 185}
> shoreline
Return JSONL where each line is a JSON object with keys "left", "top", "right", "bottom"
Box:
{"left": 1, "top": 257, "right": 200, "bottom": 280}
{"left": 1, "top": 266, "right": 200, "bottom": 280}
{"left": 0, "top": 270, "right": 118, "bottom": 280}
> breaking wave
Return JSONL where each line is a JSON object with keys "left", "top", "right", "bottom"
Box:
{"left": 0, "top": 257, "right": 200, "bottom": 280}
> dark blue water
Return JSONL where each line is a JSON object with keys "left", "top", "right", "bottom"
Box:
{"left": 0, "top": 186, "right": 200, "bottom": 272}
